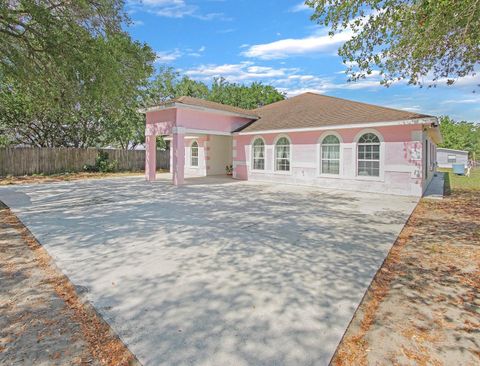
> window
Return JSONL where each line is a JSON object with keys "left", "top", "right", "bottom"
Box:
{"left": 357, "top": 133, "right": 380, "bottom": 177}
{"left": 252, "top": 138, "right": 265, "bottom": 170}
{"left": 190, "top": 141, "right": 198, "bottom": 167}
{"left": 321, "top": 135, "right": 340, "bottom": 175}
{"left": 275, "top": 137, "right": 290, "bottom": 171}
{"left": 447, "top": 155, "right": 456, "bottom": 163}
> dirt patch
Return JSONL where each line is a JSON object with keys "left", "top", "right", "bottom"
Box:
{"left": 0, "top": 172, "right": 146, "bottom": 186}
{"left": 332, "top": 190, "right": 480, "bottom": 365}
{"left": 0, "top": 205, "right": 138, "bottom": 365}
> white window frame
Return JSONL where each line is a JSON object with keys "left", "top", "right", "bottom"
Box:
{"left": 319, "top": 133, "right": 342, "bottom": 176}
{"left": 354, "top": 129, "right": 384, "bottom": 181}
{"left": 447, "top": 154, "right": 456, "bottom": 163}
{"left": 251, "top": 137, "right": 266, "bottom": 171}
{"left": 274, "top": 135, "right": 292, "bottom": 174}
{"left": 190, "top": 140, "right": 199, "bottom": 167}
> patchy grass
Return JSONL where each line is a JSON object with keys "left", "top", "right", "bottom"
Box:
{"left": 332, "top": 175, "right": 480, "bottom": 365}
{"left": 439, "top": 167, "right": 480, "bottom": 192}
{"left": 0, "top": 170, "right": 167, "bottom": 186}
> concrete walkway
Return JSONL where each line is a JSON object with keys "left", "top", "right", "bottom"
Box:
{"left": 0, "top": 178, "right": 418, "bottom": 365}
{"left": 423, "top": 172, "right": 445, "bottom": 200}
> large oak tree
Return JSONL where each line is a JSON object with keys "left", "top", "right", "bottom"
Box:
{"left": 0, "top": 0, "right": 155, "bottom": 148}
{"left": 306, "top": 0, "right": 480, "bottom": 87}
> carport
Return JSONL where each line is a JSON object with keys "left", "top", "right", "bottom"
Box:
{"left": 143, "top": 97, "right": 256, "bottom": 185}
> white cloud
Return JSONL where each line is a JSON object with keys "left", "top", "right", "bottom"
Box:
{"left": 156, "top": 49, "right": 182, "bottom": 62}
{"left": 184, "top": 60, "right": 390, "bottom": 95}
{"left": 185, "top": 62, "right": 294, "bottom": 82}
{"left": 127, "top": 0, "right": 228, "bottom": 20}
{"left": 131, "top": 19, "right": 144, "bottom": 26}
{"left": 443, "top": 96, "right": 480, "bottom": 104}
{"left": 434, "top": 73, "right": 480, "bottom": 87}
{"left": 289, "top": 2, "right": 310, "bottom": 13}
{"left": 242, "top": 30, "right": 353, "bottom": 59}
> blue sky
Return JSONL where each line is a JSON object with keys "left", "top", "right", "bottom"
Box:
{"left": 126, "top": 0, "right": 479, "bottom": 122}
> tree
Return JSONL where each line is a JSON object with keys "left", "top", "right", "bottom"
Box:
{"left": 208, "top": 78, "right": 285, "bottom": 109}
{"left": 438, "top": 116, "right": 480, "bottom": 158}
{"left": 307, "top": 0, "right": 480, "bottom": 87}
{"left": 145, "top": 67, "right": 285, "bottom": 110}
{"left": 0, "top": 1, "right": 156, "bottom": 148}
{"left": 0, "top": 0, "right": 126, "bottom": 84}
{"left": 144, "top": 66, "right": 210, "bottom": 106}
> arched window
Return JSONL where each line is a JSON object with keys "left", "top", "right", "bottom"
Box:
{"left": 321, "top": 135, "right": 340, "bottom": 175}
{"left": 357, "top": 133, "right": 380, "bottom": 176}
{"left": 190, "top": 141, "right": 199, "bottom": 167}
{"left": 252, "top": 138, "right": 265, "bottom": 170}
{"left": 275, "top": 137, "right": 290, "bottom": 171}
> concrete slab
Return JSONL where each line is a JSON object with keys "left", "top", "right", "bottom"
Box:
{"left": 0, "top": 177, "right": 418, "bottom": 365}
{"left": 423, "top": 172, "right": 445, "bottom": 200}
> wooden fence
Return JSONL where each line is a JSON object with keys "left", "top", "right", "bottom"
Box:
{"left": 0, "top": 147, "right": 170, "bottom": 177}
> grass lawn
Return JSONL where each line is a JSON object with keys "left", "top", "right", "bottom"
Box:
{"left": 332, "top": 169, "right": 480, "bottom": 365}
{"left": 439, "top": 167, "right": 480, "bottom": 192}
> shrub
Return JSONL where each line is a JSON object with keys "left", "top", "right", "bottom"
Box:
{"left": 83, "top": 151, "right": 118, "bottom": 173}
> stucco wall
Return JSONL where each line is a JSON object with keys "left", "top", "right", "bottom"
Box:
{"left": 233, "top": 125, "right": 429, "bottom": 196}
{"left": 176, "top": 109, "right": 253, "bottom": 133}
{"left": 207, "top": 135, "right": 233, "bottom": 175}
{"left": 171, "top": 135, "right": 233, "bottom": 177}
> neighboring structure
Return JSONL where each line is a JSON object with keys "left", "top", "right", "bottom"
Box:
{"left": 143, "top": 93, "right": 442, "bottom": 196}
{"left": 437, "top": 148, "right": 469, "bottom": 168}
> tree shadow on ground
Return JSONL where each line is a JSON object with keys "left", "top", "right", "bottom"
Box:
{"left": 0, "top": 178, "right": 418, "bottom": 366}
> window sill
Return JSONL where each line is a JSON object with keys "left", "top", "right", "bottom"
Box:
{"left": 273, "top": 170, "right": 292, "bottom": 176}
{"left": 250, "top": 169, "right": 268, "bottom": 174}
{"left": 355, "top": 175, "right": 384, "bottom": 182}
{"left": 317, "top": 173, "right": 343, "bottom": 179}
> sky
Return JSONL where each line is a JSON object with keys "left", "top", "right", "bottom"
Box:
{"left": 125, "top": 0, "right": 480, "bottom": 122}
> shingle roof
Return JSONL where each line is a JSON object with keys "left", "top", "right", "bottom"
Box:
{"left": 239, "top": 92, "right": 432, "bottom": 133}
{"left": 174, "top": 96, "right": 258, "bottom": 117}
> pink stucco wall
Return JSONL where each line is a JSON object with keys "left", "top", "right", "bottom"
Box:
{"left": 176, "top": 109, "right": 252, "bottom": 133}
{"left": 233, "top": 124, "right": 428, "bottom": 196}
{"left": 145, "top": 107, "right": 252, "bottom": 135}
{"left": 145, "top": 107, "right": 252, "bottom": 183}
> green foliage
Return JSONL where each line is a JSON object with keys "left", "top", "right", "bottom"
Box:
{"left": 156, "top": 136, "right": 168, "bottom": 150}
{"left": 439, "top": 116, "right": 480, "bottom": 158}
{"left": 0, "top": 0, "right": 283, "bottom": 151}
{"left": 208, "top": 78, "right": 285, "bottom": 109}
{"left": 144, "top": 67, "right": 285, "bottom": 110}
{"left": 83, "top": 151, "right": 118, "bottom": 173}
{"left": 307, "top": 0, "right": 480, "bottom": 86}
{"left": 0, "top": 0, "right": 155, "bottom": 148}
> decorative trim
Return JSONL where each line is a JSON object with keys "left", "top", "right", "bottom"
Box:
{"left": 184, "top": 128, "right": 232, "bottom": 136}
{"left": 236, "top": 117, "right": 437, "bottom": 135}
{"left": 172, "top": 126, "right": 186, "bottom": 134}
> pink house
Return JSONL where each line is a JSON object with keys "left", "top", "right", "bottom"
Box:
{"left": 144, "top": 93, "right": 442, "bottom": 196}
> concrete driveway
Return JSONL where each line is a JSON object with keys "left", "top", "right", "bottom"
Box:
{"left": 0, "top": 175, "right": 418, "bottom": 365}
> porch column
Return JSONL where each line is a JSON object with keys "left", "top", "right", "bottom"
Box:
{"left": 145, "top": 134, "right": 157, "bottom": 181}
{"left": 172, "top": 127, "right": 186, "bottom": 186}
